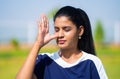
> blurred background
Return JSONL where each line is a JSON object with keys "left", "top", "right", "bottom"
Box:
{"left": 0, "top": 0, "right": 120, "bottom": 79}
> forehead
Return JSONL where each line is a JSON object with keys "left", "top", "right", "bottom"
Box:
{"left": 54, "top": 16, "right": 75, "bottom": 26}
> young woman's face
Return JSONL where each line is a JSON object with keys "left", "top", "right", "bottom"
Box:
{"left": 54, "top": 16, "right": 79, "bottom": 50}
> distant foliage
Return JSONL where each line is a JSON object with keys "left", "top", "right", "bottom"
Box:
{"left": 47, "top": 7, "right": 59, "bottom": 19}
{"left": 94, "top": 20, "right": 104, "bottom": 44}
{"left": 10, "top": 38, "right": 19, "bottom": 49}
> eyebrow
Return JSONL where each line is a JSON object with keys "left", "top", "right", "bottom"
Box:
{"left": 54, "top": 25, "right": 71, "bottom": 28}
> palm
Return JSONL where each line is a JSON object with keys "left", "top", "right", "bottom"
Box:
{"left": 37, "top": 15, "right": 58, "bottom": 47}
{"left": 44, "top": 33, "right": 55, "bottom": 44}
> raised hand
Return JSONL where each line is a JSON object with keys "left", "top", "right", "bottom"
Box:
{"left": 36, "top": 14, "right": 58, "bottom": 47}
{"left": 16, "top": 14, "right": 58, "bottom": 79}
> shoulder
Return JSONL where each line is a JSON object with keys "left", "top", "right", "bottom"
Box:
{"left": 82, "top": 51, "right": 102, "bottom": 67}
{"left": 82, "top": 51, "right": 108, "bottom": 79}
{"left": 82, "top": 51, "right": 103, "bottom": 73}
{"left": 36, "top": 52, "right": 58, "bottom": 62}
{"left": 35, "top": 53, "right": 51, "bottom": 64}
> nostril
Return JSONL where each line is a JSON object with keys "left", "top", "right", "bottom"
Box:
{"left": 58, "top": 35, "right": 64, "bottom": 39}
{"left": 59, "top": 33, "right": 64, "bottom": 37}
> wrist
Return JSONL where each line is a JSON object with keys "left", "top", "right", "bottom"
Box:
{"left": 34, "top": 41, "right": 43, "bottom": 49}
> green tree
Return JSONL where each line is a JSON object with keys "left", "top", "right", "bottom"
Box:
{"left": 10, "top": 38, "right": 19, "bottom": 49}
{"left": 94, "top": 20, "right": 104, "bottom": 44}
{"left": 47, "top": 7, "right": 59, "bottom": 19}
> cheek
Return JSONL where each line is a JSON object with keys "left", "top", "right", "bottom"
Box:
{"left": 65, "top": 32, "right": 78, "bottom": 48}
{"left": 66, "top": 31, "right": 78, "bottom": 42}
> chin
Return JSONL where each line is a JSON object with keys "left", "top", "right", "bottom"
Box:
{"left": 58, "top": 44, "right": 69, "bottom": 50}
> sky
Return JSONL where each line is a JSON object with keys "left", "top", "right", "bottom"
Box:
{"left": 0, "top": 0, "right": 120, "bottom": 44}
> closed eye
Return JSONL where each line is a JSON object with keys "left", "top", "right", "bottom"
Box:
{"left": 63, "top": 26, "right": 71, "bottom": 32}
{"left": 54, "top": 26, "right": 71, "bottom": 32}
{"left": 54, "top": 27, "right": 59, "bottom": 32}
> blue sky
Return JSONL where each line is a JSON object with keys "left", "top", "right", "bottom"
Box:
{"left": 0, "top": 0, "right": 120, "bottom": 44}
{"left": 1, "top": 0, "right": 120, "bottom": 21}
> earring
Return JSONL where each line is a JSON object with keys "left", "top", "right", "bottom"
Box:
{"left": 79, "top": 36, "right": 81, "bottom": 39}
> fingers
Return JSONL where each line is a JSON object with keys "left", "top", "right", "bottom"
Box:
{"left": 37, "top": 14, "right": 55, "bottom": 45}
{"left": 37, "top": 20, "right": 42, "bottom": 34}
{"left": 41, "top": 15, "right": 45, "bottom": 32}
{"left": 44, "top": 16, "right": 49, "bottom": 33}
{"left": 42, "top": 15, "right": 49, "bottom": 33}
{"left": 50, "top": 33, "right": 59, "bottom": 40}
{"left": 37, "top": 14, "right": 49, "bottom": 34}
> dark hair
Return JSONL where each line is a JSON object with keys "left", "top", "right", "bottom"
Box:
{"left": 53, "top": 6, "right": 96, "bottom": 55}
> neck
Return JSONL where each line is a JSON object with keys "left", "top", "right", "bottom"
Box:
{"left": 59, "top": 48, "right": 81, "bottom": 59}
{"left": 59, "top": 48, "right": 82, "bottom": 64}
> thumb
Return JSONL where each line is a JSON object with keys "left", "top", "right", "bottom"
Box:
{"left": 50, "top": 33, "right": 58, "bottom": 40}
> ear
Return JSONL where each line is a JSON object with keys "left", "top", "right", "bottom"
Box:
{"left": 78, "top": 25, "right": 84, "bottom": 37}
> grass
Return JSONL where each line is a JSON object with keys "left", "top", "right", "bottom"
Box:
{"left": 0, "top": 49, "right": 28, "bottom": 79}
{"left": 0, "top": 45, "right": 120, "bottom": 79}
{"left": 96, "top": 46, "right": 120, "bottom": 79}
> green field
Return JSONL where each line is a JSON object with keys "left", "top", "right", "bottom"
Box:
{"left": 0, "top": 45, "right": 120, "bottom": 79}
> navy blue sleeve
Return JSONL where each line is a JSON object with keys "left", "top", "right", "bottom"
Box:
{"left": 90, "top": 60, "right": 100, "bottom": 79}
{"left": 34, "top": 55, "right": 45, "bottom": 79}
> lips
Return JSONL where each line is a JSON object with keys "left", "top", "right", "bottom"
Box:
{"left": 58, "top": 40, "right": 66, "bottom": 44}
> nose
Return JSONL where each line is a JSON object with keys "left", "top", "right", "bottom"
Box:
{"left": 58, "top": 30, "right": 64, "bottom": 38}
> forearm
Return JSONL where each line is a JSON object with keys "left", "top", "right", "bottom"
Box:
{"left": 16, "top": 41, "right": 42, "bottom": 79}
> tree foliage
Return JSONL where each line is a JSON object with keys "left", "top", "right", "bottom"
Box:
{"left": 94, "top": 20, "right": 104, "bottom": 44}
{"left": 47, "top": 7, "right": 59, "bottom": 19}
{"left": 10, "top": 38, "right": 19, "bottom": 49}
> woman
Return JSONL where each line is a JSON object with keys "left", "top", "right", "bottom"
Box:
{"left": 16, "top": 6, "right": 108, "bottom": 79}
